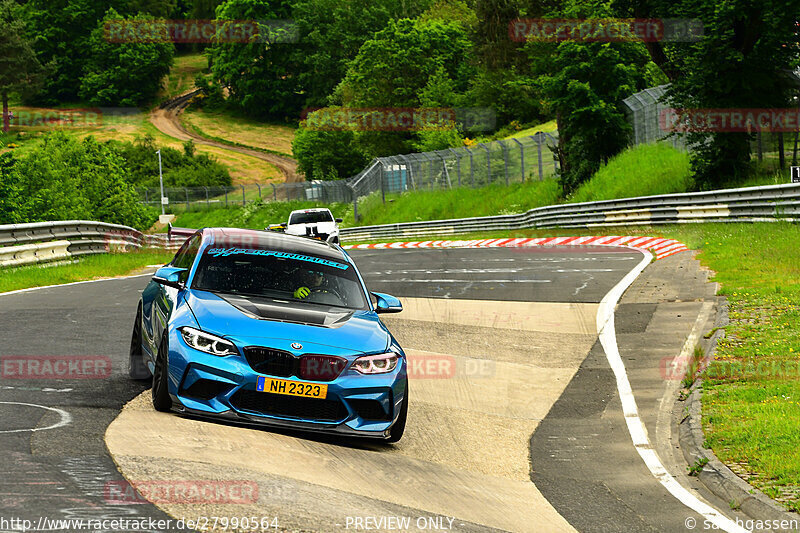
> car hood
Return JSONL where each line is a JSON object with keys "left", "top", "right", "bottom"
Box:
{"left": 185, "top": 289, "right": 389, "bottom": 354}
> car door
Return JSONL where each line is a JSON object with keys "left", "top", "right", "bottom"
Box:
{"left": 146, "top": 234, "right": 201, "bottom": 352}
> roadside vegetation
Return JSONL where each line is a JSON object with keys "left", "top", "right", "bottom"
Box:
{"left": 344, "top": 180, "right": 562, "bottom": 227}
{"left": 344, "top": 221, "right": 800, "bottom": 510}
{"left": 0, "top": 250, "right": 174, "bottom": 294}
{"left": 172, "top": 199, "right": 351, "bottom": 230}
{"left": 568, "top": 143, "right": 692, "bottom": 203}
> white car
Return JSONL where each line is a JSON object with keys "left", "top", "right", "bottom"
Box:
{"left": 281, "top": 208, "right": 342, "bottom": 244}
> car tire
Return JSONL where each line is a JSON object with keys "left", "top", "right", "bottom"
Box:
{"left": 152, "top": 334, "right": 172, "bottom": 412}
{"left": 386, "top": 383, "right": 408, "bottom": 443}
{"left": 128, "top": 304, "right": 151, "bottom": 380}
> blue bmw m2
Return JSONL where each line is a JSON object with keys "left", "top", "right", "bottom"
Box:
{"left": 128, "top": 228, "right": 408, "bottom": 442}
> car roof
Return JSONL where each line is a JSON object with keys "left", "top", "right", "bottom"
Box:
{"left": 289, "top": 208, "right": 332, "bottom": 214}
{"left": 201, "top": 228, "right": 347, "bottom": 262}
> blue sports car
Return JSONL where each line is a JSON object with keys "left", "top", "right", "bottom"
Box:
{"left": 128, "top": 228, "right": 408, "bottom": 442}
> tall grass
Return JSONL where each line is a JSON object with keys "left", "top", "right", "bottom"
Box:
{"left": 568, "top": 143, "right": 692, "bottom": 203}
{"left": 341, "top": 180, "right": 562, "bottom": 227}
{"left": 0, "top": 250, "right": 175, "bottom": 294}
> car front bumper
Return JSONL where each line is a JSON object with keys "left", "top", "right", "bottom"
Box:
{"left": 165, "top": 330, "right": 406, "bottom": 438}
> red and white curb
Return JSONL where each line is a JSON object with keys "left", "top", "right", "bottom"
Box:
{"left": 342, "top": 236, "right": 688, "bottom": 260}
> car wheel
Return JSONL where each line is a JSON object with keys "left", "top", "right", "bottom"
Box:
{"left": 386, "top": 383, "right": 408, "bottom": 443}
{"left": 152, "top": 334, "right": 172, "bottom": 412}
{"left": 128, "top": 304, "right": 151, "bottom": 380}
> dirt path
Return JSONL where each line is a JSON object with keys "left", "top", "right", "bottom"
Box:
{"left": 149, "top": 90, "right": 303, "bottom": 183}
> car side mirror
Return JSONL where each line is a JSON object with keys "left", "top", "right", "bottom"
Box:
{"left": 153, "top": 266, "right": 187, "bottom": 290}
{"left": 335, "top": 218, "right": 343, "bottom": 223}
{"left": 372, "top": 292, "right": 402, "bottom": 313}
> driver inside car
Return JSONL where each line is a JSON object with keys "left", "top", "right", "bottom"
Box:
{"left": 293, "top": 270, "right": 326, "bottom": 299}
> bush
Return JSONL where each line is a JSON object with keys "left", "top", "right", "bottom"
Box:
{"left": 113, "top": 135, "right": 231, "bottom": 188}
{"left": 292, "top": 116, "right": 370, "bottom": 181}
{"left": 0, "top": 132, "right": 155, "bottom": 229}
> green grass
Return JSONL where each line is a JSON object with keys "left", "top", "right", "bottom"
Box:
{"left": 342, "top": 180, "right": 562, "bottom": 227}
{"left": 0, "top": 250, "right": 175, "bottom": 294}
{"left": 503, "top": 119, "right": 558, "bottom": 139}
{"left": 160, "top": 53, "right": 208, "bottom": 100}
{"left": 568, "top": 143, "right": 692, "bottom": 203}
{"left": 172, "top": 199, "right": 352, "bottom": 230}
{"left": 339, "top": 221, "right": 800, "bottom": 510}
{"left": 181, "top": 108, "right": 295, "bottom": 157}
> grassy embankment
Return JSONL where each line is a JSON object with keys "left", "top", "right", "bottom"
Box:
{"left": 173, "top": 143, "right": 692, "bottom": 228}
{"left": 0, "top": 250, "right": 175, "bottom": 294}
{"left": 0, "top": 54, "right": 292, "bottom": 184}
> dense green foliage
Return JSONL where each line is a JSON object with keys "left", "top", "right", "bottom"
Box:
{"left": 613, "top": 0, "right": 800, "bottom": 189}
{"left": 209, "top": 0, "right": 301, "bottom": 120}
{"left": 0, "top": 133, "right": 155, "bottom": 229}
{"left": 2, "top": 0, "right": 799, "bottom": 199}
{"left": 113, "top": 136, "right": 232, "bottom": 188}
{"left": 0, "top": 1, "right": 44, "bottom": 133}
{"left": 291, "top": 115, "right": 370, "bottom": 181}
{"left": 21, "top": 0, "right": 182, "bottom": 105}
{"left": 79, "top": 9, "right": 175, "bottom": 106}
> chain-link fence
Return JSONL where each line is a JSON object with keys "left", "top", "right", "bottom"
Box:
{"left": 347, "top": 133, "right": 559, "bottom": 219}
{"left": 622, "top": 84, "right": 688, "bottom": 151}
{"left": 623, "top": 84, "right": 800, "bottom": 171}
{"left": 137, "top": 132, "right": 560, "bottom": 219}
{"left": 137, "top": 181, "right": 354, "bottom": 212}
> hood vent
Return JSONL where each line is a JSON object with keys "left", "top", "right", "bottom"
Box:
{"left": 217, "top": 294, "right": 352, "bottom": 328}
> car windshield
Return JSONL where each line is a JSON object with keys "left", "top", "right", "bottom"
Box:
{"left": 191, "top": 247, "right": 368, "bottom": 310}
{"left": 289, "top": 211, "right": 333, "bottom": 225}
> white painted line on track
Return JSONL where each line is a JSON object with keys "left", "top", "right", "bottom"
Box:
{"left": 597, "top": 248, "right": 750, "bottom": 533}
{"left": 0, "top": 402, "right": 72, "bottom": 434}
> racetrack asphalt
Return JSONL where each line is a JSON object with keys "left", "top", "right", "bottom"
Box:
{"left": 0, "top": 246, "right": 737, "bottom": 532}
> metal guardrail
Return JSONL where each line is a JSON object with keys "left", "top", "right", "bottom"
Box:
{"left": 339, "top": 182, "right": 800, "bottom": 241}
{"left": 0, "top": 221, "right": 179, "bottom": 268}
{"left": 5, "top": 182, "right": 798, "bottom": 267}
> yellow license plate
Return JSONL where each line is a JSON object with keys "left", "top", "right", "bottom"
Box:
{"left": 256, "top": 376, "right": 327, "bottom": 399}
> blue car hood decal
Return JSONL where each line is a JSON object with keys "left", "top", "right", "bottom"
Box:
{"left": 185, "top": 290, "right": 390, "bottom": 354}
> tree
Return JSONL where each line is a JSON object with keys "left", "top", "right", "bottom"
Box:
{"left": 292, "top": 112, "right": 370, "bottom": 181}
{"left": 337, "top": 18, "right": 473, "bottom": 108}
{"left": 292, "top": 0, "right": 402, "bottom": 109}
{"left": 79, "top": 8, "right": 175, "bottom": 106}
{"left": 21, "top": 0, "right": 127, "bottom": 104}
{"left": 209, "top": 0, "right": 303, "bottom": 119}
{"left": 0, "top": 0, "right": 45, "bottom": 133}
{"left": 613, "top": 0, "right": 800, "bottom": 188}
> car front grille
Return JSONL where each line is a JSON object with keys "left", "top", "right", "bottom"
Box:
{"left": 243, "top": 347, "right": 346, "bottom": 382}
{"left": 230, "top": 389, "right": 349, "bottom": 422}
{"left": 243, "top": 347, "right": 297, "bottom": 377}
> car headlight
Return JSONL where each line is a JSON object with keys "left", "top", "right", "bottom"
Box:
{"left": 352, "top": 352, "right": 400, "bottom": 374}
{"left": 179, "top": 327, "right": 238, "bottom": 356}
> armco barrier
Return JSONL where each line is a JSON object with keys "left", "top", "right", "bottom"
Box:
{"left": 339, "top": 182, "right": 800, "bottom": 241}
{"left": 0, "top": 221, "right": 181, "bottom": 268}
{"left": 3, "top": 182, "right": 798, "bottom": 268}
